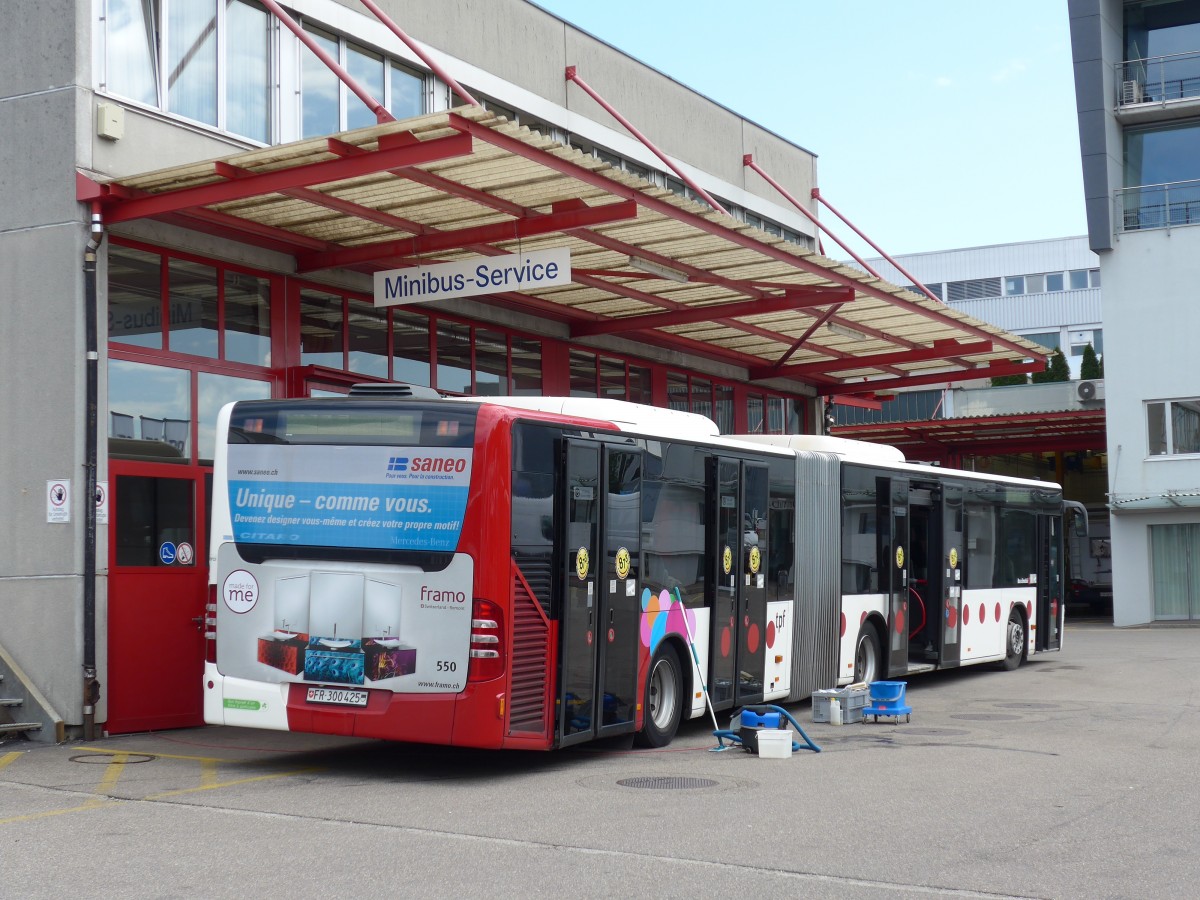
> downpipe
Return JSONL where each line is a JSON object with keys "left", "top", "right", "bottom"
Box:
{"left": 82, "top": 207, "right": 104, "bottom": 740}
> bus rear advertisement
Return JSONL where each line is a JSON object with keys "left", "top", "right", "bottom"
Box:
{"left": 204, "top": 394, "right": 1081, "bottom": 750}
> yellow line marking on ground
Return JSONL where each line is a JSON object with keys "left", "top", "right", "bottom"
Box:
{"left": 144, "top": 767, "right": 322, "bottom": 800}
{"left": 0, "top": 752, "right": 22, "bottom": 771}
{"left": 200, "top": 758, "right": 221, "bottom": 788}
{"left": 0, "top": 753, "right": 128, "bottom": 826}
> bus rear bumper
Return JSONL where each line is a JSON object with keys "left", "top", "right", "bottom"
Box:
{"left": 203, "top": 663, "right": 292, "bottom": 731}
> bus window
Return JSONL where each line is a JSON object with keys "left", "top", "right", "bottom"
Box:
{"left": 643, "top": 441, "right": 706, "bottom": 607}
{"left": 964, "top": 500, "right": 994, "bottom": 590}
{"left": 996, "top": 508, "right": 1037, "bottom": 586}
{"left": 841, "top": 468, "right": 880, "bottom": 594}
{"left": 512, "top": 423, "right": 557, "bottom": 614}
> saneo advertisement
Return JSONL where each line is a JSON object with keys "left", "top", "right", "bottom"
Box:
{"left": 217, "top": 445, "right": 474, "bottom": 694}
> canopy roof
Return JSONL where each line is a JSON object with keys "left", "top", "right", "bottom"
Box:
{"left": 80, "top": 107, "right": 1045, "bottom": 393}
{"left": 833, "top": 408, "right": 1108, "bottom": 462}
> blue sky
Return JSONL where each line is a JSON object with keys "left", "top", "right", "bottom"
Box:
{"left": 532, "top": 1, "right": 1085, "bottom": 259}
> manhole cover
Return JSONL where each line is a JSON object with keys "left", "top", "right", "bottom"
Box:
{"left": 899, "top": 728, "right": 970, "bottom": 736}
{"left": 950, "top": 714, "right": 1022, "bottom": 722}
{"left": 994, "top": 702, "right": 1059, "bottom": 710}
{"left": 617, "top": 776, "right": 719, "bottom": 790}
{"left": 70, "top": 753, "right": 156, "bottom": 765}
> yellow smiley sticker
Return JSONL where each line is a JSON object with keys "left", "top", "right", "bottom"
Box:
{"left": 749, "top": 545, "right": 761, "bottom": 575}
{"left": 895, "top": 545, "right": 905, "bottom": 569}
{"left": 575, "top": 546, "right": 590, "bottom": 580}
{"left": 948, "top": 547, "right": 959, "bottom": 569}
{"left": 615, "top": 547, "right": 631, "bottom": 579}
{"left": 722, "top": 545, "right": 733, "bottom": 575}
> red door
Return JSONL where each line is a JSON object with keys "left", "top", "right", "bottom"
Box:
{"left": 107, "top": 461, "right": 211, "bottom": 733}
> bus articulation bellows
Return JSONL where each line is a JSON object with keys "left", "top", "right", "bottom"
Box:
{"left": 205, "top": 394, "right": 1080, "bottom": 749}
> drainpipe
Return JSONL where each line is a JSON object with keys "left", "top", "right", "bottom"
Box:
{"left": 82, "top": 205, "right": 104, "bottom": 740}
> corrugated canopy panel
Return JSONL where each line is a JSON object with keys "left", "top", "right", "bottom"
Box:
{"left": 82, "top": 107, "right": 1047, "bottom": 393}
{"left": 834, "top": 409, "right": 1108, "bottom": 461}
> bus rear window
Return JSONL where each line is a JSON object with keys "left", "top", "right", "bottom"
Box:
{"left": 229, "top": 401, "right": 476, "bottom": 447}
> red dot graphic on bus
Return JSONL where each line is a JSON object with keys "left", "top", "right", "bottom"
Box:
{"left": 963, "top": 604, "right": 970, "bottom": 625}
{"left": 894, "top": 609, "right": 905, "bottom": 635}
{"left": 1026, "top": 600, "right": 1033, "bottom": 617}
{"left": 995, "top": 602, "right": 1002, "bottom": 622}
{"left": 979, "top": 603, "right": 986, "bottom": 624}
{"left": 721, "top": 627, "right": 732, "bottom": 657}
{"left": 766, "top": 619, "right": 776, "bottom": 648}
{"left": 860, "top": 611, "right": 868, "bottom": 626}
{"left": 945, "top": 604, "right": 957, "bottom": 628}
{"left": 747, "top": 623, "right": 760, "bottom": 654}
{"left": 840, "top": 612, "right": 847, "bottom": 637}
{"left": 1051, "top": 600, "right": 1058, "bottom": 618}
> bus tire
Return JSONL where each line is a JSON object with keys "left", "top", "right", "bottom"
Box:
{"left": 636, "top": 644, "right": 683, "bottom": 748}
{"left": 854, "top": 624, "right": 881, "bottom": 684}
{"left": 1001, "top": 607, "right": 1026, "bottom": 671}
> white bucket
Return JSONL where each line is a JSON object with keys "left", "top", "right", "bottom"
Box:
{"left": 756, "top": 729, "right": 793, "bottom": 758}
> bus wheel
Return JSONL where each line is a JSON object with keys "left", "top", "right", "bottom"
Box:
{"left": 854, "top": 626, "right": 881, "bottom": 683}
{"left": 636, "top": 645, "right": 682, "bottom": 748}
{"left": 1001, "top": 608, "right": 1026, "bottom": 671}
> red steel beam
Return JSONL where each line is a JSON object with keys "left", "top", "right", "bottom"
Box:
{"left": 295, "top": 199, "right": 638, "bottom": 271}
{"left": 743, "top": 154, "right": 884, "bottom": 280}
{"left": 212, "top": 161, "right": 434, "bottom": 236}
{"left": 570, "top": 293, "right": 831, "bottom": 337}
{"left": 815, "top": 359, "right": 1041, "bottom": 396}
{"left": 750, "top": 339, "right": 994, "bottom": 380}
{"left": 811, "top": 188, "right": 948, "bottom": 308}
{"left": 259, "top": 0, "right": 394, "bottom": 125}
{"left": 565, "top": 66, "right": 728, "bottom": 216}
{"left": 450, "top": 113, "right": 1038, "bottom": 361}
{"left": 355, "top": 0, "right": 481, "bottom": 107}
{"left": 100, "top": 132, "right": 473, "bottom": 224}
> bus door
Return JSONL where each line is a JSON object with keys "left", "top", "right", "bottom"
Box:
{"left": 107, "top": 461, "right": 210, "bottom": 733}
{"left": 1037, "top": 514, "right": 1063, "bottom": 651}
{"left": 557, "top": 440, "right": 642, "bottom": 744}
{"left": 887, "top": 478, "right": 911, "bottom": 678}
{"left": 596, "top": 446, "right": 641, "bottom": 738}
{"left": 941, "top": 482, "right": 963, "bottom": 667}
{"left": 709, "top": 458, "right": 769, "bottom": 709}
{"left": 558, "top": 441, "right": 600, "bottom": 746}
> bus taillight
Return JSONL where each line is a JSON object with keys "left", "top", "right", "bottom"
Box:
{"left": 468, "top": 599, "right": 504, "bottom": 682}
{"left": 204, "top": 585, "right": 218, "bottom": 664}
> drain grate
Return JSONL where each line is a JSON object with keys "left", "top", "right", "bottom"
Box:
{"left": 617, "top": 776, "right": 718, "bottom": 790}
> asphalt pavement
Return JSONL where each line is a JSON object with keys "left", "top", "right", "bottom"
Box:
{"left": 2, "top": 620, "right": 1197, "bottom": 900}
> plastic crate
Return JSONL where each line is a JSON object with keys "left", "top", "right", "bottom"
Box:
{"left": 812, "top": 685, "right": 869, "bottom": 724}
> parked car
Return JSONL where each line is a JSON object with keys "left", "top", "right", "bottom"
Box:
{"left": 1068, "top": 577, "right": 1113, "bottom": 611}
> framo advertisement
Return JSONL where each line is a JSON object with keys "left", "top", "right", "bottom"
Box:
{"left": 216, "top": 445, "right": 475, "bottom": 693}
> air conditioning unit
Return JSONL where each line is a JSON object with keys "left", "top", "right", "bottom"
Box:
{"left": 1077, "top": 379, "right": 1105, "bottom": 401}
{"left": 1121, "top": 80, "right": 1144, "bottom": 104}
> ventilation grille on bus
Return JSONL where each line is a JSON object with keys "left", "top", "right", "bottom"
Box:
{"left": 512, "top": 552, "right": 553, "bottom": 617}
{"left": 347, "top": 382, "right": 442, "bottom": 399}
{"left": 508, "top": 568, "right": 550, "bottom": 736}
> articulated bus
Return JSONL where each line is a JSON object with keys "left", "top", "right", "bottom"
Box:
{"left": 205, "top": 391, "right": 1082, "bottom": 749}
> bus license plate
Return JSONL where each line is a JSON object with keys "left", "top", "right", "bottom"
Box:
{"left": 306, "top": 686, "right": 368, "bottom": 707}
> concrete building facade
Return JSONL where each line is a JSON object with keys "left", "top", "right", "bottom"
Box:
{"left": 1070, "top": 0, "right": 1200, "bottom": 625}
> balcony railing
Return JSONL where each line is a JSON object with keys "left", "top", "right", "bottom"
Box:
{"left": 1117, "top": 52, "right": 1200, "bottom": 106}
{"left": 1114, "top": 179, "right": 1200, "bottom": 233}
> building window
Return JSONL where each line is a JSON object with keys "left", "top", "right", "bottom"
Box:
{"left": 392, "top": 309, "right": 431, "bottom": 387}
{"left": 109, "top": 243, "right": 273, "bottom": 364}
{"left": 1004, "top": 276, "right": 1025, "bottom": 296}
{"left": 1046, "top": 272, "right": 1065, "bottom": 292}
{"left": 1022, "top": 331, "right": 1062, "bottom": 352}
{"left": 108, "top": 359, "right": 192, "bottom": 461}
{"left": 946, "top": 278, "right": 1001, "bottom": 302}
{"left": 98, "top": 0, "right": 272, "bottom": 143}
{"left": 1147, "top": 398, "right": 1200, "bottom": 456}
{"left": 1150, "top": 524, "right": 1200, "bottom": 621}
{"left": 1025, "top": 273, "right": 1045, "bottom": 293}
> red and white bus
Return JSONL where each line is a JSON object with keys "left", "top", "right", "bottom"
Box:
{"left": 204, "top": 391, "right": 1080, "bottom": 749}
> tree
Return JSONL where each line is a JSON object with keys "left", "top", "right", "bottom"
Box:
{"left": 1080, "top": 343, "right": 1101, "bottom": 379}
{"left": 990, "top": 373, "right": 1029, "bottom": 387}
{"left": 1031, "top": 348, "right": 1070, "bottom": 383}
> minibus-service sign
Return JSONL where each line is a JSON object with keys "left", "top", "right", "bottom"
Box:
{"left": 227, "top": 444, "right": 471, "bottom": 552}
{"left": 373, "top": 247, "right": 571, "bottom": 306}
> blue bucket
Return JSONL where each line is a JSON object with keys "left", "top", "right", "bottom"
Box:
{"left": 869, "top": 681, "right": 907, "bottom": 704}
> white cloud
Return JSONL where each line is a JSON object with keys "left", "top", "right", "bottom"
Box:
{"left": 991, "top": 59, "right": 1029, "bottom": 83}
{"left": 934, "top": 76, "right": 954, "bottom": 88}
